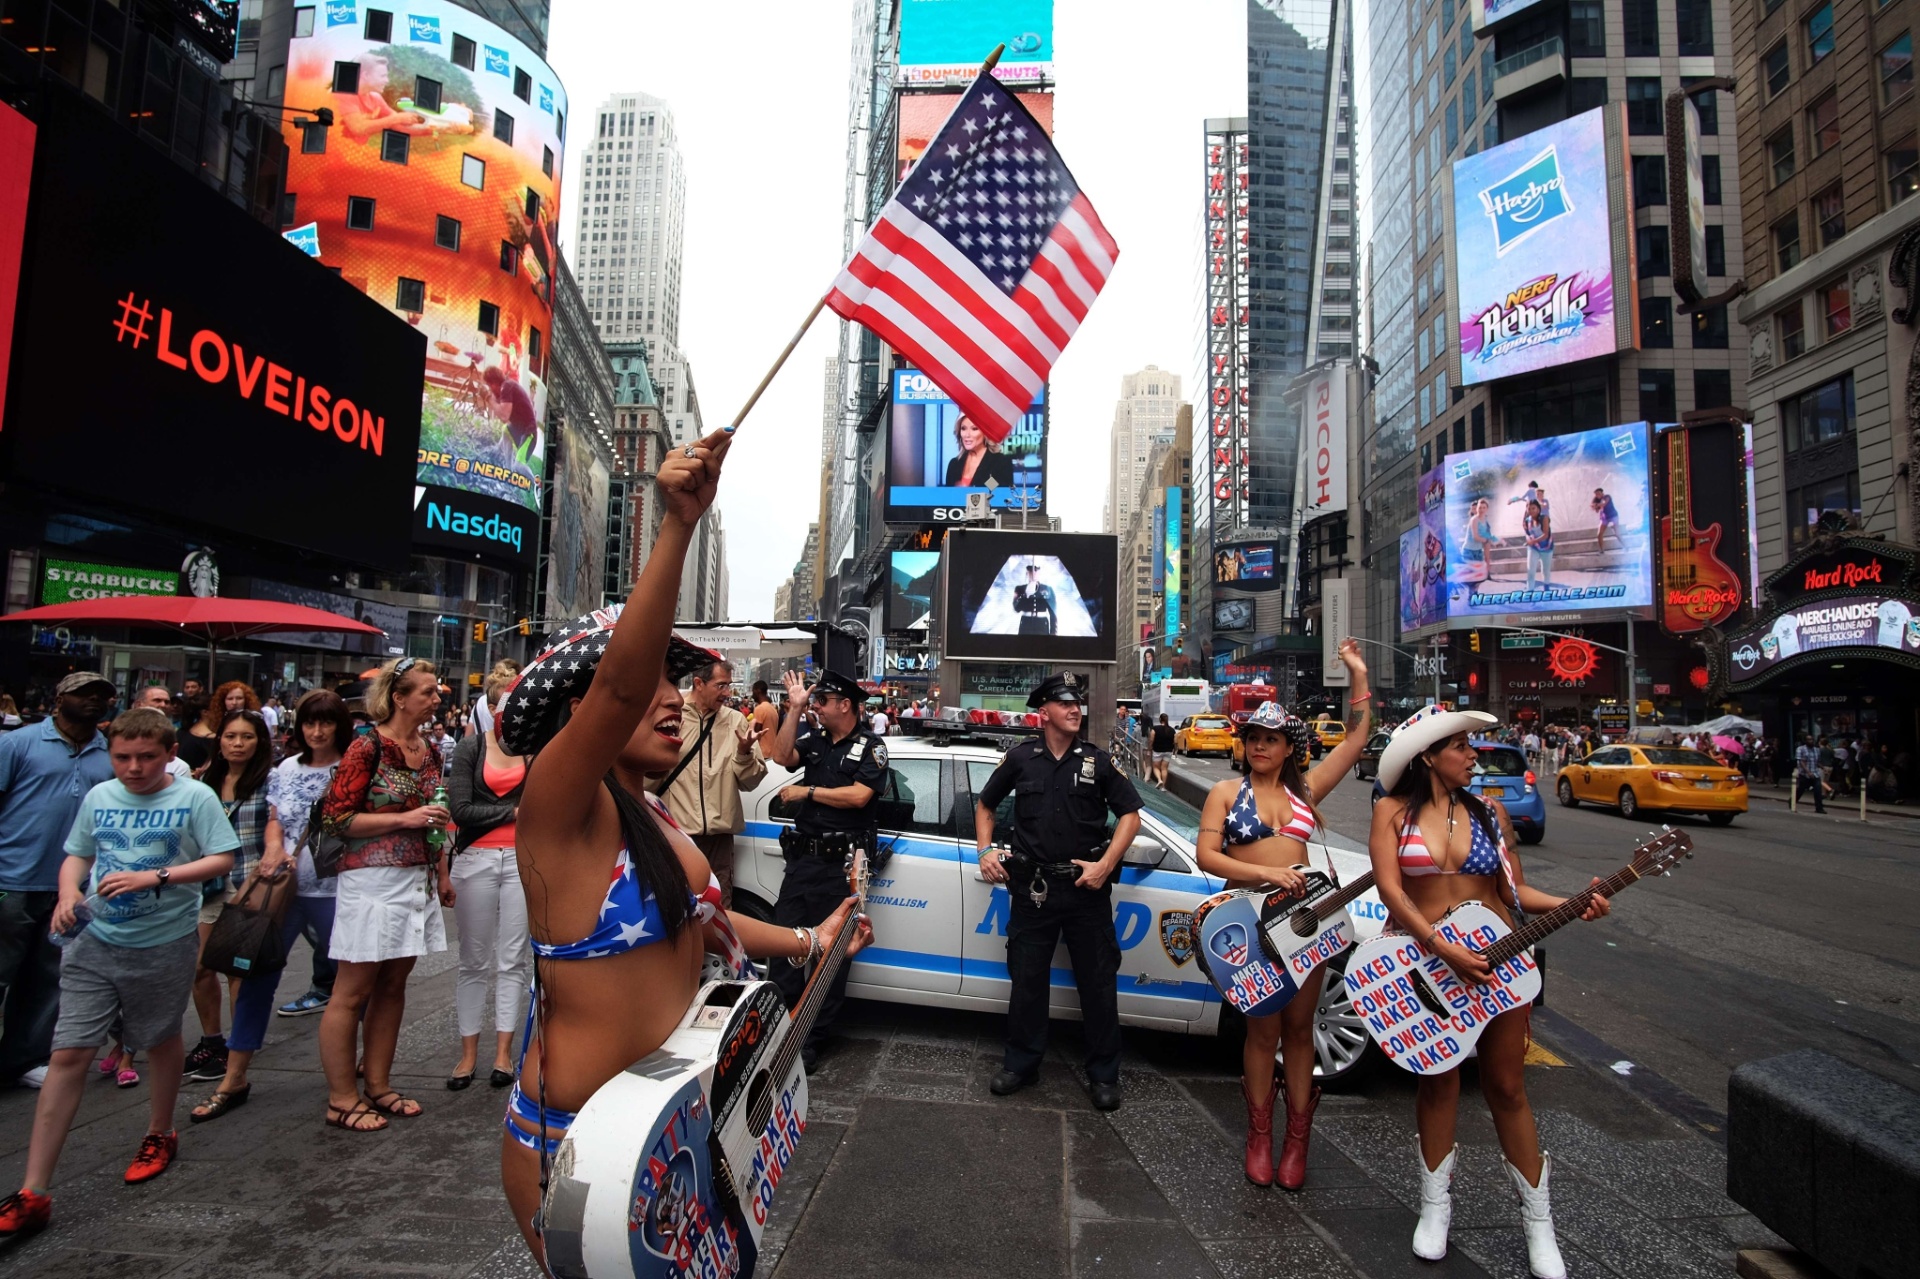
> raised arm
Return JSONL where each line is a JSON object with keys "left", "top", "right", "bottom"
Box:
{"left": 1304, "top": 638, "right": 1372, "bottom": 798}
{"left": 520, "top": 430, "right": 731, "bottom": 837}
{"left": 767, "top": 670, "right": 811, "bottom": 769}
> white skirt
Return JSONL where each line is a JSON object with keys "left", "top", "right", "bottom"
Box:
{"left": 330, "top": 864, "right": 449, "bottom": 963}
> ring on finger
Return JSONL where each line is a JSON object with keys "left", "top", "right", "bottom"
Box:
{"left": 683, "top": 445, "right": 697, "bottom": 458}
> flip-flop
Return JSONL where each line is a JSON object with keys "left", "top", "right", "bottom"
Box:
{"left": 325, "top": 1100, "right": 388, "bottom": 1133}
{"left": 363, "top": 1089, "right": 423, "bottom": 1118}
{"left": 189, "top": 1084, "right": 251, "bottom": 1124}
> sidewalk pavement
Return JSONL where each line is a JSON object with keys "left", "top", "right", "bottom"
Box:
{"left": 1743, "top": 781, "right": 1918, "bottom": 820}
{"left": 0, "top": 930, "right": 1784, "bottom": 1278}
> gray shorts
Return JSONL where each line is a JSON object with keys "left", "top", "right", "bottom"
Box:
{"left": 52, "top": 930, "right": 199, "bottom": 1053}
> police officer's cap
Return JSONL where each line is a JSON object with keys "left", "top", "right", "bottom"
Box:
{"left": 1027, "top": 671, "right": 1085, "bottom": 709}
{"left": 809, "top": 669, "right": 866, "bottom": 704}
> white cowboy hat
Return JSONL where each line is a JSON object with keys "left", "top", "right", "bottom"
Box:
{"left": 1377, "top": 704, "right": 1499, "bottom": 792}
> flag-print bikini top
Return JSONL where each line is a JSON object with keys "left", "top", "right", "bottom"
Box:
{"left": 1225, "top": 775, "right": 1318, "bottom": 845}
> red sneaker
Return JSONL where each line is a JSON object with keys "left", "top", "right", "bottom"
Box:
{"left": 0, "top": 1188, "right": 51, "bottom": 1236}
{"left": 124, "top": 1130, "right": 177, "bottom": 1184}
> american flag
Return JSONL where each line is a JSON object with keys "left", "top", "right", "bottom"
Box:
{"left": 826, "top": 72, "right": 1118, "bottom": 444}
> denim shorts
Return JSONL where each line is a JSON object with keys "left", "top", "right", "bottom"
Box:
{"left": 52, "top": 930, "right": 199, "bottom": 1053}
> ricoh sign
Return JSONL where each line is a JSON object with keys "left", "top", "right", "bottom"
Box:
{"left": 1297, "top": 361, "right": 1348, "bottom": 517}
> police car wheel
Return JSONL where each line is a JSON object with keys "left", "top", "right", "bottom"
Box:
{"left": 731, "top": 892, "right": 776, "bottom": 925}
{"left": 1308, "top": 955, "right": 1373, "bottom": 1083}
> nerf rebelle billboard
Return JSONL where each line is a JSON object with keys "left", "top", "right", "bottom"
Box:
{"left": 283, "top": 0, "right": 566, "bottom": 521}
{"left": 1451, "top": 107, "right": 1634, "bottom": 387}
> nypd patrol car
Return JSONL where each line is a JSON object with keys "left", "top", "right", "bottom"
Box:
{"left": 727, "top": 728, "right": 1390, "bottom": 1081}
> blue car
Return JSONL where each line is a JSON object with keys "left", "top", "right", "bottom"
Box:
{"left": 1370, "top": 738, "right": 1546, "bottom": 844}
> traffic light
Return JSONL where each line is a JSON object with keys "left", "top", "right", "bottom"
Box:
{"left": 517, "top": 617, "right": 532, "bottom": 637}
{"left": 1469, "top": 630, "right": 1481, "bottom": 653}
{"left": 472, "top": 621, "right": 489, "bottom": 645}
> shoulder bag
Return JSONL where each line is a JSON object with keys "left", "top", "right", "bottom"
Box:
{"left": 200, "top": 874, "right": 286, "bottom": 978}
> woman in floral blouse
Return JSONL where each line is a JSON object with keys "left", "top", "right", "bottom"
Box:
{"left": 315, "top": 658, "right": 451, "bottom": 1132}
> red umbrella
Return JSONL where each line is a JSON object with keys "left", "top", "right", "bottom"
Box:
{"left": 1, "top": 597, "right": 384, "bottom": 676}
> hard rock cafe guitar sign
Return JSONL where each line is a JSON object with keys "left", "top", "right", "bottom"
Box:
{"left": 1659, "top": 428, "right": 1742, "bottom": 632}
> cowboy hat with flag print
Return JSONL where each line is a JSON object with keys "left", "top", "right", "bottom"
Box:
{"left": 1375, "top": 704, "right": 1499, "bottom": 792}
{"left": 1237, "top": 701, "right": 1315, "bottom": 758}
{"left": 495, "top": 604, "right": 724, "bottom": 757}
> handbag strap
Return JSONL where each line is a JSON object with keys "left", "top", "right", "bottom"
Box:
{"left": 651, "top": 713, "right": 717, "bottom": 796}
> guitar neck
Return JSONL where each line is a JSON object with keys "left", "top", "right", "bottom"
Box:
{"left": 1312, "top": 870, "right": 1379, "bottom": 922}
{"left": 747, "top": 900, "right": 860, "bottom": 1134}
{"left": 1668, "top": 432, "right": 1690, "bottom": 552}
{"left": 1483, "top": 863, "right": 1645, "bottom": 965}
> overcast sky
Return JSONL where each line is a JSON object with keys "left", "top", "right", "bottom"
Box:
{"left": 547, "top": 0, "right": 1246, "bottom": 620}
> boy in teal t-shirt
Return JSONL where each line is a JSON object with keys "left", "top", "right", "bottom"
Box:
{"left": 0, "top": 709, "right": 237, "bottom": 1238}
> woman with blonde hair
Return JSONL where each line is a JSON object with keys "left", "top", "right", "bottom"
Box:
{"left": 943, "top": 413, "right": 1016, "bottom": 488}
{"left": 443, "top": 660, "right": 531, "bottom": 1091}
{"left": 314, "top": 657, "right": 450, "bottom": 1131}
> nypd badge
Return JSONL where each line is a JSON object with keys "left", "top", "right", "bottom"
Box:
{"left": 1159, "top": 910, "right": 1195, "bottom": 967}
{"left": 873, "top": 741, "right": 888, "bottom": 767}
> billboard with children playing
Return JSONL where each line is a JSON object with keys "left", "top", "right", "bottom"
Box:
{"left": 1443, "top": 423, "right": 1653, "bottom": 619}
{"left": 282, "top": 0, "right": 566, "bottom": 518}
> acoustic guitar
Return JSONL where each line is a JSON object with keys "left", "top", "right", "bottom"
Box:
{"left": 1344, "top": 829, "right": 1691, "bottom": 1075}
{"left": 1659, "top": 427, "right": 1742, "bottom": 631}
{"left": 1193, "top": 868, "right": 1380, "bottom": 1016}
{"left": 538, "top": 852, "right": 869, "bottom": 1279}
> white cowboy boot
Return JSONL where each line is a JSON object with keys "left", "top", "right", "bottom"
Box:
{"left": 1412, "top": 1143, "right": 1455, "bottom": 1260}
{"left": 1505, "top": 1154, "right": 1568, "bottom": 1279}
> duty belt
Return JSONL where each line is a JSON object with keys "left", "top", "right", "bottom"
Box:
{"left": 1004, "top": 847, "right": 1105, "bottom": 908}
{"left": 779, "top": 829, "right": 877, "bottom": 861}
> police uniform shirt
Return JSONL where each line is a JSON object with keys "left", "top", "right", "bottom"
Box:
{"left": 792, "top": 723, "right": 888, "bottom": 834}
{"left": 977, "top": 739, "right": 1143, "bottom": 859}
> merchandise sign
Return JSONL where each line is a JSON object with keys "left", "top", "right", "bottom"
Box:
{"left": 1444, "top": 423, "right": 1653, "bottom": 618}
{"left": 1399, "top": 464, "right": 1450, "bottom": 633}
{"left": 41, "top": 559, "right": 180, "bottom": 605}
{"left": 6, "top": 97, "right": 423, "bottom": 570}
{"left": 283, "top": 0, "right": 567, "bottom": 518}
{"left": 885, "top": 370, "right": 1045, "bottom": 523}
{"left": 1299, "top": 362, "right": 1348, "bottom": 517}
{"left": 897, "top": 0, "right": 1053, "bottom": 86}
{"left": 1452, "top": 107, "right": 1631, "bottom": 386}
{"left": 1164, "top": 486, "right": 1183, "bottom": 645}
{"left": 1727, "top": 596, "right": 1920, "bottom": 680}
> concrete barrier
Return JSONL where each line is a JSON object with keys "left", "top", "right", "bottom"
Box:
{"left": 1727, "top": 1049, "right": 1920, "bottom": 1278}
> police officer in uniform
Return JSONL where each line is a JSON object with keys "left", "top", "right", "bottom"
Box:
{"left": 1013, "top": 562, "right": 1057, "bottom": 635}
{"left": 974, "top": 672, "right": 1142, "bottom": 1111}
{"left": 767, "top": 667, "right": 886, "bottom": 1070}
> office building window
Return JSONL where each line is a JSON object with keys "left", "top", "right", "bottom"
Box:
{"left": 435, "top": 215, "right": 461, "bottom": 251}
{"left": 452, "top": 34, "right": 475, "bottom": 69}
{"left": 1822, "top": 280, "right": 1851, "bottom": 335}
{"left": 1642, "top": 295, "right": 1674, "bottom": 347}
{"left": 1889, "top": 138, "right": 1920, "bottom": 205}
{"left": 1695, "top": 368, "right": 1732, "bottom": 410}
{"left": 395, "top": 277, "right": 425, "bottom": 312}
{"left": 380, "top": 130, "right": 409, "bottom": 164}
{"left": 543, "top": 146, "right": 554, "bottom": 178}
{"left": 1682, "top": 80, "right": 1720, "bottom": 134}
{"left": 1692, "top": 305, "right": 1729, "bottom": 348}
{"left": 1769, "top": 125, "right": 1796, "bottom": 186}
{"left": 1638, "top": 369, "right": 1676, "bottom": 422}
{"left": 1627, "top": 78, "right": 1664, "bottom": 134}
{"left": 1637, "top": 225, "right": 1671, "bottom": 276}
{"left": 1806, "top": 3, "right": 1835, "bottom": 65}
{"left": 331, "top": 60, "right": 359, "bottom": 93}
{"left": 300, "top": 120, "right": 327, "bottom": 154}
{"left": 1883, "top": 33, "right": 1913, "bottom": 103}
{"left": 514, "top": 68, "right": 532, "bottom": 101}
{"left": 1779, "top": 303, "right": 1806, "bottom": 358}
{"left": 1781, "top": 373, "right": 1858, "bottom": 547}
{"left": 346, "top": 195, "right": 375, "bottom": 230}
{"left": 1471, "top": 404, "right": 1486, "bottom": 450}
{"left": 494, "top": 109, "right": 515, "bottom": 144}
{"left": 1808, "top": 91, "right": 1840, "bottom": 157}
{"left": 1624, "top": 0, "right": 1659, "bottom": 54}
{"left": 1814, "top": 182, "right": 1845, "bottom": 246}
{"left": 478, "top": 300, "right": 500, "bottom": 336}
{"left": 1702, "top": 155, "right": 1722, "bottom": 204}
{"left": 1775, "top": 214, "right": 1802, "bottom": 271}
{"left": 1569, "top": 77, "right": 1608, "bottom": 113}
{"left": 1706, "top": 224, "right": 1726, "bottom": 275}
{"left": 1569, "top": 0, "right": 1604, "bottom": 56}
{"left": 1453, "top": 418, "right": 1466, "bottom": 454}
{"left": 414, "top": 76, "right": 442, "bottom": 113}
{"left": 293, "top": 5, "right": 314, "bottom": 37}
{"left": 1633, "top": 154, "right": 1667, "bottom": 206}
{"left": 363, "top": 8, "right": 390, "bottom": 40}
{"left": 1677, "top": 0, "right": 1714, "bottom": 55}
{"left": 1764, "top": 41, "right": 1791, "bottom": 97}
{"left": 462, "top": 154, "right": 486, "bottom": 189}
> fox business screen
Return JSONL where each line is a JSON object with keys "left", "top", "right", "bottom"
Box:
{"left": 886, "top": 370, "right": 1046, "bottom": 524}
{"left": 943, "top": 529, "right": 1116, "bottom": 663}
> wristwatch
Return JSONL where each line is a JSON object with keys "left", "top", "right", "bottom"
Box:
{"left": 154, "top": 867, "right": 171, "bottom": 889}
{"left": 808, "top": 786, "right": 817, "bottom": 802}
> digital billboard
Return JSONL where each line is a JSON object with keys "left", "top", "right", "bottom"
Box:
{"left": 4, "top": 97, "right": 424, "bottom": 570}
{"left": 1727, "top": 597, "right": 1920, "bottom": 681}
{"left": 1399, "top": 464, "right": 1450, "bottom": 633}
{"left": 1214, "top": 542, "right": 1279, "bottom": 590}
{"left": 0, "top": 101, "right": 32, "bottom": 442}
{"left": 283, "top": 0, "right": 566, "bottom": 521}
{"left": 1164, "top": 487, "right": 1183, "bottom": 644}
{"left": 543, "top": 424, "right": 610, "bottom": 622}
{"left": 1444, "top": 422, "right": 1653, "bottom": 618}
{"left": 1213, "top": 598, "right": 1255, "bottom": 631}
{"left": 898, "top": 0, "right": 1053, "bottom": 86}
{"left": 412, "top": 483, "right": 537, "bottom": 568}
{"left": 1654, "top": 421, "right": 1751, "bottom": 635}
{"left": 887, "top": 550, "right": 942, "bottom": 631}
{"left": 943, "top": 529, "right": 1116, "bottom": 663}
{"left": 1452, "top": 107, "right": 1633, "bottom": 386}
{"left": 886, "top": 370, "right": 1046, "bottom": 523}
{"left": 1470, "top": 0, "right": 1553, "bottom": 32}
{"left": 898, "top": 90, "right": 1054, "bottom": 181}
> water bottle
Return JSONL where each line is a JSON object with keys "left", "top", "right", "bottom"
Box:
{"left": 426, "top": 783, "right": 451, "bottom": 856}
{"left": 50, "top": 894, "right": 104, "bottom": 947}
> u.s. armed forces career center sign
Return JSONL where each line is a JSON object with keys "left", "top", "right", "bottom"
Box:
{"left": 41, "top": 559, "right": 180, "bottom": 605}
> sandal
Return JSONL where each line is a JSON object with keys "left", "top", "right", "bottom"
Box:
{"left": 363, "top": 1089, "right": 423, "bottom": 1118}
{"left": 325, "top": 1100, "right": 388, "bottom": 1132}
{"left": 189, "top": 1084, "right": 251, "bottom": 1124}
{"left": 116, "top": 1066, "right": 141, "bottom": 1089}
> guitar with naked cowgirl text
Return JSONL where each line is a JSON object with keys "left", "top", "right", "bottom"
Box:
{"left": 537, "top": 851, "right": 869, "bottom": 1279}
{"left": 1344, "top": 828, "right": 1691, "bottom": 1074}
{"left": 1193, "top": 867, "right": 1384, "bottom": 1017}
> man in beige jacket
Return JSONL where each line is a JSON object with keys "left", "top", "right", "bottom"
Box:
{"left": 655, "top": 659, "right": 766, "bottom": 906}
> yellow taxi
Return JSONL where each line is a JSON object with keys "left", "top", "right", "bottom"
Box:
{"left": 1174, "top": 713, "right": 1236, "bottom": 758}
{"left": 1310, "top": 716, "right": 1346, "bottom": 758}
{"left": 1555, "top": 744, "right": 1747, "bottom": 826}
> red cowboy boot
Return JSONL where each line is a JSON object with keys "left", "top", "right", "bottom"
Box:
{"left": 1275, "top": 1082, "right": 1321, "bottom": 1191}
{"left": 1242, "top": 1076, "right": 1278, "bottom": 1186}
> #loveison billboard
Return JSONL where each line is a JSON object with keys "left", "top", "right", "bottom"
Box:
{"left": 1452, "top": 107, "right": 1629, "bottom": 386}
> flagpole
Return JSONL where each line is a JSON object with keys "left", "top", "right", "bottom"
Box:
{"left": 727, "top": 43, "right": 1008, "bottom": 434}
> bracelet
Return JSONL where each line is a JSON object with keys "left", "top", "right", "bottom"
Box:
{"left": 787, "top": 927, "right": 812, "bottom": 967}
{"left": 1350, "top": 693, "right": 1373, "bottom": 705}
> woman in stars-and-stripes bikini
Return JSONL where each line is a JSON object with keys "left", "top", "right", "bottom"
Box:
{"left": 1192, "top": 639, "right": 1372, "bottom": 1192}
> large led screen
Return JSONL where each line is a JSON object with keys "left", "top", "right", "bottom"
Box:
{"left": 1444, "top": 423, "right": 1653, "bottom": 617}
{"left": 0, "top": 101, "right": 31, "bottom": 442}
{"left": 1452, "top": 107, "right": 1629, "bottom": 386}
{"left": 283, "top": 0, "right": 566, "bottom": 520}
{"left": 1214, "top": 542, "right": 1280, "bottom": 591}
{"left": 1399, "top": 464, "right": 1450, "bottom": 633}
{"left": 887, "top": 550, "right": 942, "bottom": 631}
{"left": 898, "top": 0, "right": 1053, "bottom": 86}
{"left": 943, "top": 529, "right": 1116, "bottom": 663}
{"left": 4, "top": 97, "right": 424, "bottom": 570}
{"left": 886, "top": 370, "right": 1046, "bottom": 523}
{"left": 898, "top": 90, "right": 1054, "bottom": 180}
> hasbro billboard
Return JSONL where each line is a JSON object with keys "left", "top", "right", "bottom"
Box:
{"left": 1452, "top": 107, "right": 1631, "bottom": 386}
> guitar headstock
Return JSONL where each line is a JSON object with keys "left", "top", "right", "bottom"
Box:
{"left": 845, "top": 847, "right": 871, "bottom": 910}
{"left": 1632, "top": 825, "right": 1694, "bottom": 877}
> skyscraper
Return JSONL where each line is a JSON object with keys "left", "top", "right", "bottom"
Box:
{"left": 572, "top": 92, "right": 687, "bottom": 366}
{"left": 1107, "top": 366, "right": 1185, "bottom": 535}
